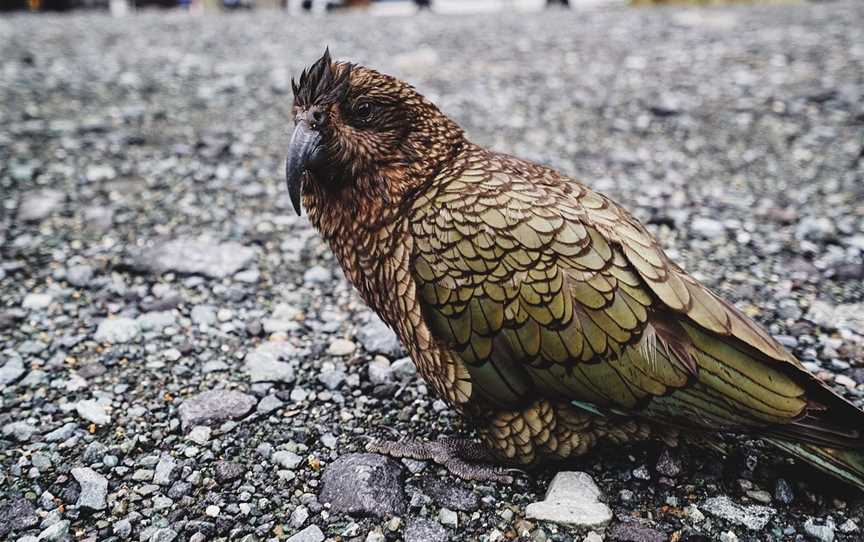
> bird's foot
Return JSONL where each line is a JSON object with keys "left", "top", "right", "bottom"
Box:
{"left": 365, "top": 436, "right": 520, "bottom": 483}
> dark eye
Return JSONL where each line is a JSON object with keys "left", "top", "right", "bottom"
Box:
{"left": 354, "top": 102, "right": 373, "bottom": 120}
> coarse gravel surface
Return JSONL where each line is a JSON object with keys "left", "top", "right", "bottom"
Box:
{"left": 2, "top": 2, "right": 864, "bottom": 541}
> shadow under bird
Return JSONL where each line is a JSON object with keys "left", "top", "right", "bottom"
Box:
{"left": 284, "top": 49, "right": 864, "bottom": 487}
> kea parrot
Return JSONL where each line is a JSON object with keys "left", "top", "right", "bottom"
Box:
{"left": 283, "top": 49, "right": 864, "bottom": 487}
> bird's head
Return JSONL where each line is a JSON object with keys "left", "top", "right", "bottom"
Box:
{"left": 285, "top": 49, "right": 464, "bottom": 216}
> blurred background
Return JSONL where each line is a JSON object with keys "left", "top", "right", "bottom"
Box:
{"left": 1, "top": 0, "right": 863, "bottom": 541}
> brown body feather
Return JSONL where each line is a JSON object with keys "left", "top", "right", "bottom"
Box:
{"left": 288, "top": 52, "right": 864, "bottom": 487}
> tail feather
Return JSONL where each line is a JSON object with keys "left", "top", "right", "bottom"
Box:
{"left": 767, "top": 439, "right": 864, "bottom": 491}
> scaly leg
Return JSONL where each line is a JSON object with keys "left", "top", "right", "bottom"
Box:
{"left": 366, "top": 436, "right": 519, "bottom": 483}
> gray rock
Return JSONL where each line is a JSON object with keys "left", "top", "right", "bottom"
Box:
{"left": 318, "top": 367, "right": 346, "bottom": 390}
{"left": 75, "top": 400, "right": 111, "bottom": 425}
{"left": 187, "top": 426, "right": 212, "bottom": 445}
{"left": 806, "top": 301, "right": 864, "bottom": 333}
{"left": 795, "top": 216, "right": 836, "bottom": 242}
{"left": 424, "top": 479, "right": 479, "bottom": 512}
{"left": 290, "top": 505, "right": 309, "bottom": 528}
{"left": 214, "top": 461, "right": 245, "bottom": 483}
{"left": 390, "top": 357, "right": 417, "bottom": 380}
{"left": 286, "top": 525, "right": 324, "bottom": 542}
{"left": 191, "top": 305, "right": 217, "bottom": 326}
{"left": 367, "top": 358, "right": 393, "bottom": 385}
{"left": 773, "top": 478, "right": 794, "bottom": 504}
{"left": 137, "top": 311, "right": 177, "bottom": 332}
{"left": 244, "top": 342, "right": 296, "bottom": 383}
{"left": 178, "top": 389, "right": 257, "bottom": 428}
{"left": 113, "top": 520, "right": 132, "bottom": 538}
{"left": 44, "top": 423, "right": 77, "bottom": 442}
{"left": 256, "top": 394, "right": 285, "bottom": 416}
{"left": 303, "top": 265, "right": 332, "bottom": 285}
{"left": 320, "top": 453, "right": 406, "bottom": 518}
{"left": 690, "top": 217, "right": 726, "bottom": 239}
{"left": 272, "top": 450, "right": 303, "bottom": 470}
{"left": 134, "top": 238, "right": 256, "bottom": 279}
{"left": 22, "top": 293, "right": 53, "bottom": 310}
{"left": 804, "top": 518, "right": 836, "bottom": 542}
{"left": 262, "top": 303, "right": 301, "bottom": 334}
{"left": 403, "top": 518, "right": 448, "bottom": 542}
{"left": 0, "top": 356, "right": 26, "bottom": 386}
{"left": 702, "top": 495, "right": 776, "bottom": 531}
{"left": 525, "top": 471, "right": 612, "bottom": 528}
{"left": 66, "top": 265, "right": 94, "bottom": 287}
{"left": 154, "top": 454, "right": 176, "bottom": 486}
{"left": 85, "top": 164, "right": 117, "bottom": 182}
{"left": 19, "top": 189, "right": 63, "bottom": 222}
{"left": 609, "top": 519, "right": 665, "bottom": 542}
{"left": 94, "top": 317, "right": 140, "bottom": 343}
{"left": 71, "top": 467, "right": 108, "bottom": 510}
{"left": 655, "top": 447, "right": 681, "bottom": 478}
{"left": 438, "top": 508, "right": 458, "bottom": 528}
{"left": 0, "top": 498, "right": 38, "bottom": 537}
{"left": 149, "top": 528, "right": 178, "bottom": 542}
{"left": 3, "top": 421, "right": 37, "bottom": 442}
{"left": 357, "top": 317, "right": 402, "bottom": 357}
{"left": 37, "top": 520, "right": 70, "bottom": 541}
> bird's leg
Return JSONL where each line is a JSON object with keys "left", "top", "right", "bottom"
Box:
{"left": 365, "top": 436, "right": 518, "bottom": 483}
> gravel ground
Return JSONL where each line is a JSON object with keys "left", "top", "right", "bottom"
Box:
{"left": 2, "top": 2, "right": 864, "bottom": 541}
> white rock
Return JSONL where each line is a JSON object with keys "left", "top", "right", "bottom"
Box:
{"left": 71, "top": 467, "right": 108, "bottom": 510}
{"left": 23, "top": 293, "right": 53, "bottom": 310}
{"left": 525, "top": 471, "right": 612, "bottom": 528}
{"left": 327, "top": 339, "right": 356, "bottom": 356}
{"left": 76, "top": 400, "right": 111, "bottom": 425}
{"left": 94, "top": 317, "right": 140, "bottom": 343}
{"left": 286, "top": 525, "right": 324, "bottom": 542}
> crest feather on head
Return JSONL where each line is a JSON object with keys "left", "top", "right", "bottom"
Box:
{"left": 291, "top": 48, "right": 353, "bottom": 107}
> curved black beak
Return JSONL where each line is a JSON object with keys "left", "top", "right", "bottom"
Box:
{"left": 285, "top": 121, "right": 322, "bottom": 216}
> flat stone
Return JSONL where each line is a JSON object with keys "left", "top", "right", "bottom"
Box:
{"left": 187, "top": 426, "right": 212, "bottom": 445}
{"left": 327, "top": 339, "right": 356, "bottom": 356}
{"left": 137, "top": 311, "right": 177, "bottom": 332}
{"left": 0, "top": 498, "right": 38, "bottom": 537}
{"left": 244, "top": 342, "right": 296, "bottom": 383}
{"left": 609, "top": 519, "right": 665, "bottom": 542}
{"left": 357, "top": 317, "right": 402, "bottom": 357}
{"left": 94, "top": 317, "right": 140, "bottom": 343}
{"left": 0, "top": 357, "right": 27, "bottom": 386}
{"left": 256, "top": 394, "right": 285, "bottom": 416}
{"left": 804, "top": 517, "right": 836, "bottom": 542}
{"left": 66, "top": 265, "right": 94, "bottom": 287}
{"left": 19, "top": 189, "right": 63, "bottom": 222}
{"left": 154, "top": 454, "right": 177, "bottom": 486}
{"left": 403, "top": 518, "right": 448, "bottom": 542}
{"left": 525, "top": 471, "right": 612, "bottom": 528}
{"left": 806, "top": 301, "right": 864, "bottom": 333}
{"left": 320, "top": 453, "right": 406, "bottom": 518}
{"left": 178, "top": 389, "right": 257, "bottom": 429}
{"left": 23, "top": 293, "right": 53, "bottom": 310}
{"left": 76, "top": 400, "right": 111, "bottom": 425}
{"left": 134, "top": 238, "right": 256, "bottom": 278}
{"left": 272, "top": 450, "right": 303, "bottom": 470}
{"left": 71, "top": 467, "right": 108, "bottom": 510}
{"left": 3, "top": 421, "right": 37, "bottom": 442}
{"left": 424, "top": 478, "right": 479, "bottom": 512}
{"left": 215, "top": 461, "right": 245, "bottom": 483}
{"left": 702, "top": 495, "right": 776, "bottom": 531}
{"left": 286, "top": 525, "right": 324, "bottom": 542}
{"left": 191, "top": 305, "right": 217, "bottom": 326}
{"left": 37, "top": 520, "right": 70, "bottom": 541}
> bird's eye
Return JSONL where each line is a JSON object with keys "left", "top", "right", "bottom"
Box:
{"left": 354, "top": 102, "right": 373, "bottom": 120}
